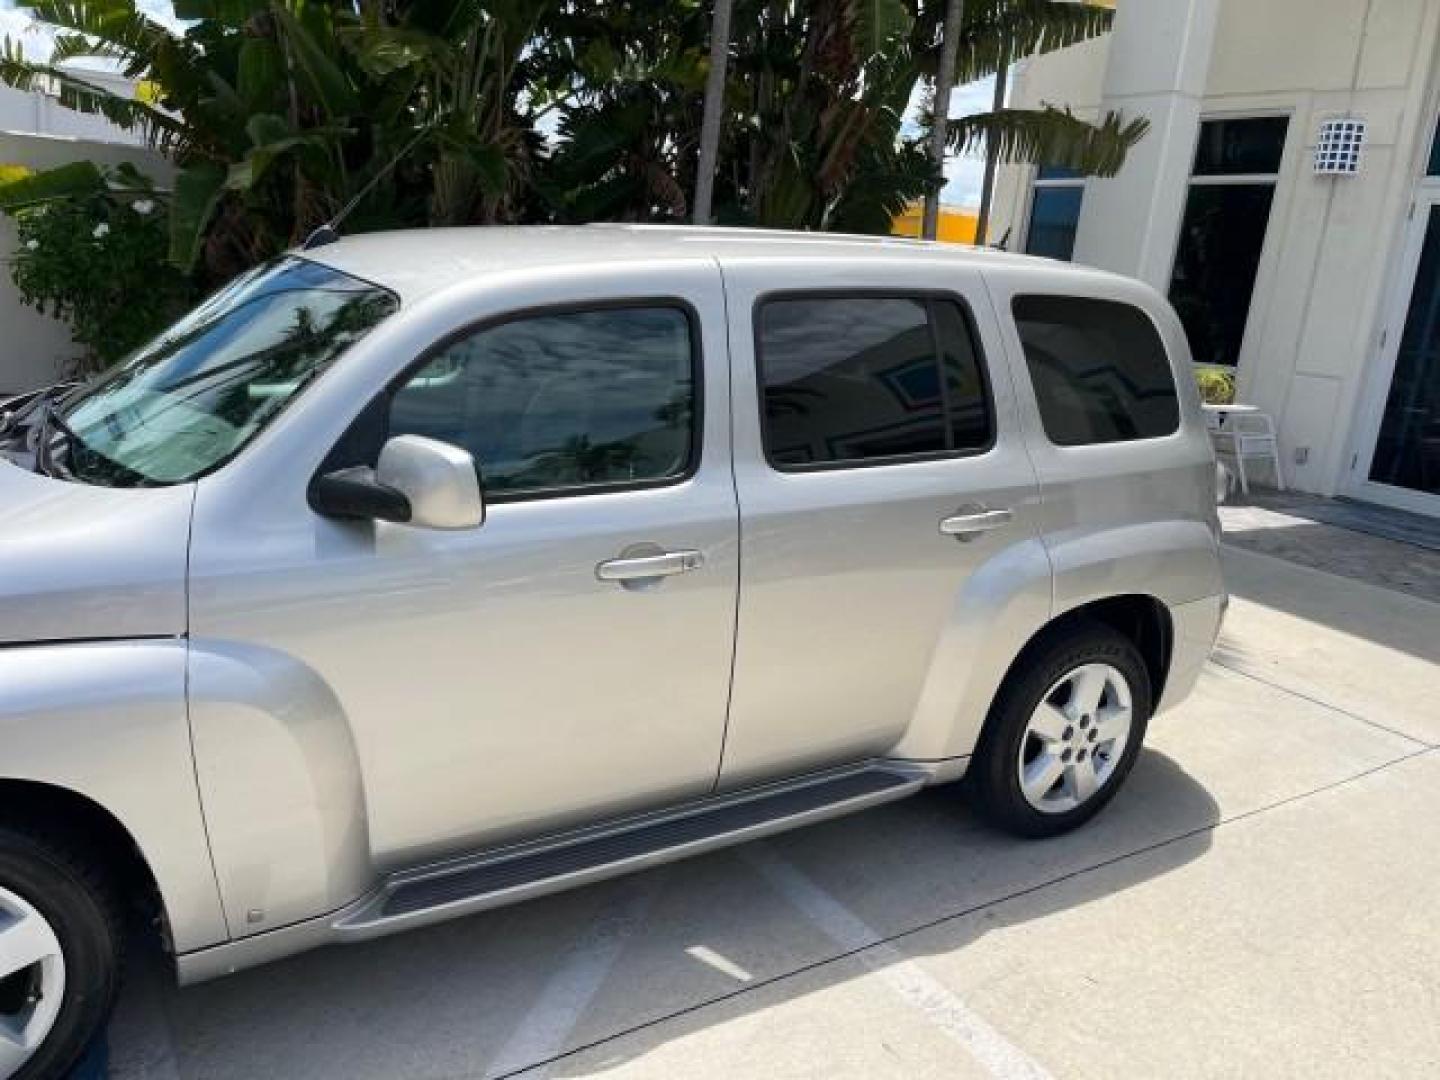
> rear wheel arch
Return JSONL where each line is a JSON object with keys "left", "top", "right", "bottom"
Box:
{"left": 971, "top": 594, "right": 1173, "bottom": 760}
{"left": 1046, "top": 595, "right": 1174, "bottom": 706}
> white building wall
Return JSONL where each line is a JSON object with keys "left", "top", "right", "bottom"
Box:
{"left": 992, "top": 0, "right": 1440, "bottom": 500}
{"left": 0, "top": 131, "right": 168, "bottom": 393}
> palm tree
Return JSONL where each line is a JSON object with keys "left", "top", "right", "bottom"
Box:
{"left": 693, "top": 0, "right": 734, "bottom": 224}
{"left": 922, "top": 0, "right": 962, "bottom": 239}
{"left": 922, "top": 0, "right": 1148, "bottom": 226}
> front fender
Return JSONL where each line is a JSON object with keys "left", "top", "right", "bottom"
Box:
{"left": 0, "top": 640, "right": 229, "bottom": 953}
{"left": 188, "top": 638, "right": 373, "bottom": 938}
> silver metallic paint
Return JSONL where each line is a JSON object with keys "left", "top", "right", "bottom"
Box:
{"left": 0, "top": 227, "right": 1225, "bottom": 984}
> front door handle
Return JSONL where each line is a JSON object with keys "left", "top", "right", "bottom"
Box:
{"left": 596, "top": 549, "right": 704, "bottom": 583}
{"left": 939, "top": 508, "right": 1013, "bottom": 539}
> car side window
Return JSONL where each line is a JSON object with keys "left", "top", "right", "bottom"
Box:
{"left": 1011, "top": 295, "right": 1180, "bottom": 446}
{"left": 756, "top": 294, "right": 993, "bottom": 469}
{"left": 388, "top": 305, "right": 697, "bottom": 498}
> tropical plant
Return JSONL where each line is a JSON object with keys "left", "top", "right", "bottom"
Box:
{"left": 0, "top": 162, "right": 194, "bottom": 371}
{"left": 0, "top": 0, "right": 561, "bottom": 282}
{"left": 0, "top": 0, "right": 1149, "bottom": 302}
{"left": 1194, "top": 365, "right": 1236, "bottom": 406}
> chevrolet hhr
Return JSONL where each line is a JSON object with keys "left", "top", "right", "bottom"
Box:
{"left": 0, "top": 226, "right": 1225, "bottom": 1078}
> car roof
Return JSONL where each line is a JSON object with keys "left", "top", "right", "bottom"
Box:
{"left": 300, "top": 224, "right": 1113, "bottom": 302}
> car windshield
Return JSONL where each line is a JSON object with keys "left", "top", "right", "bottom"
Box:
{"left": 51, "top": 256, "right": 397, "bottom": 486}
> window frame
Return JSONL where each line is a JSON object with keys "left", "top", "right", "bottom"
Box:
{"left": 1010, "top": 291, "right": 1182, "bottom": 448}
{"left": 751, "top": 288, "right": 997, "bottom": 474}
{"left": 375, "top": 296, "right": 707, "bottom": 505}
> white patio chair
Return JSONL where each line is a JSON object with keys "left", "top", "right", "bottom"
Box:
{"left": 1203, "top": 404, "right": 1285, "bottom": 495}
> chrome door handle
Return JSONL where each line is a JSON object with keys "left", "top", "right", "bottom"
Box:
{"left": 939, "top": 508, "right": 1013, "bottom": 538}
{"left": 596, "top": 549, "right": 704, "bottom": 583}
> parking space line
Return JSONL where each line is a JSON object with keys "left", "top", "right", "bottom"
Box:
{"left": 485, "top": 875, "right": 660, "bottom": 1080}
{"left": 742, "top": 844, "right": 1056, "bottom": 1080}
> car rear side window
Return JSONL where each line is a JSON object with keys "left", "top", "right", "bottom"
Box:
{"left": 756, "top": 295, "right": 992, "bottom": 468}
{"left": 388, "top": 305, "right": 697, "bottom": 498}
{"left": 1011, "top": 295, "right": 1180, "bottom": 446}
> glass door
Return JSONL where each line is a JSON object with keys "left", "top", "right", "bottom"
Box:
{"left": 1351, "top": 197, "right": 1440, "bottom": 515}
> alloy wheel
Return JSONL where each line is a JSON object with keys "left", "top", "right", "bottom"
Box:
{"left": 1017, "top": 662, "right": 1134, "bottom": 814}
{"left": 0, "top": 885, "right": 65, "bottom": 1078}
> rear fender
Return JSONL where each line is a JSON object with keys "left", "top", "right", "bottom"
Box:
{"left": 889, "top": 535, "right": 1053, "bottom": 766}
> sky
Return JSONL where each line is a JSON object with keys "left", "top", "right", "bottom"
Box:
{"left": 0, "top": 0, "right": 995, "bottom": 208}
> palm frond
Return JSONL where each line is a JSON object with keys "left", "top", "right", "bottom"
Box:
{"left": 27, "top": 0, "right": 184, "bottom": 78}
{"left": 921, "top": 0, "right": 1114, "bottom": 85}
{"left": 0, "top": 37, "right": 187, "bottom": 150}
{"left": 947, "top": 106, "right": 1148, "bottom": 176}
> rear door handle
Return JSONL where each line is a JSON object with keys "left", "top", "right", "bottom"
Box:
{"left": 939, "top": 508, "right": 1013, "bottom": 538}
{"left": 596, "top": 549, "right": 704, "bottom": 583}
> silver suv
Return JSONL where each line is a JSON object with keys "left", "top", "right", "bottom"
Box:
{"left": 0, "top": 226, "right": 1224, "bottom": 1078}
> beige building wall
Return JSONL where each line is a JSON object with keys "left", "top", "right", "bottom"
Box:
{"left": 992, "top": 0, "right": 1440, "bottom": 501}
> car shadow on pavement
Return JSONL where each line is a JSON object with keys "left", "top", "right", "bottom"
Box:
{"left": 109, "top": 749, "right": 1217, "bottom": 1080}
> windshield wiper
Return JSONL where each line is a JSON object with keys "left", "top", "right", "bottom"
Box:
{"left": 0, "top": 381, "right": 79, "bottom": 439}
{"left": 32, "top": 402, "right": 87, "bottom": 479}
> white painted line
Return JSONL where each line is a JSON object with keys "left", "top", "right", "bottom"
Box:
{"left": 684, "top": 944, "right": 754, "bottom": 982}
{"left": 743, "top": 844, "right": 1056, "bottom": 1080}
{"left": 486, "top": 875, "right": 659, "bottom": 1079}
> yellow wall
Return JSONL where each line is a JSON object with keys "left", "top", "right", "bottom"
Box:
{"left": 891, "top": 204, "right": 978, "bottom": 243}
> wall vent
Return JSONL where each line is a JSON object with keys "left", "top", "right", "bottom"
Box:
{"left": 1314, "top": 118, "right": 1366, "bottom": 176}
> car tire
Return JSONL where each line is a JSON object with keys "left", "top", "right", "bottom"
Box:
{"left": 0, "top": 827, "right": 122, "bottom": 1080}
{"left": 967, "top": 622, "right": 1152, "bottom": 839}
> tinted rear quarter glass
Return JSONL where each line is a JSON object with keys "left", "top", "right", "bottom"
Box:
{"left": 1012, "top": 295, "right": 1179, "bottom": 446}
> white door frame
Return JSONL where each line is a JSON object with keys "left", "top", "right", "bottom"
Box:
{"left": 1345, "top": 187, "right": 1440, "bottom": 517}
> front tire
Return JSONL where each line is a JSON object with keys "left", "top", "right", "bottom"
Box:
{"left": 0, "top": 828, "right": 121, "bottom": 1080}
{"left": 968, "top": 623, "right": 1151, "bottom": 838}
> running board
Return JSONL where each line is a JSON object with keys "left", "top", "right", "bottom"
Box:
{"left": 334, "top": 763, "right": 926, "bottom": 939}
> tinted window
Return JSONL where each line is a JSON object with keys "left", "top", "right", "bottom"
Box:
{"left": 757, "top": 296, "right": 991, "bottom": 467}
{"left": 1012, "top": 296, "right": 1179, "bottom": 446}
{"left": 1025, "top": 186, "right": 1083, "bottom": 261}
{"left": 1168, "top": 183, "right": 1276, "bottom": 366}
{"left": 389, "top": 306, "right": 695, "bottom": 496}
{"left": 1191, "top": 117, "right": 1288, "bottom": 175}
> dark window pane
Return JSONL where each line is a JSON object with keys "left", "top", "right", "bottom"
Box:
{"left": 1192, "top": 117, "right": 1288, "bottom": 175}
{"left": 759, "top": 297, "right": 946, "bottom": 466}
{"left": 1428, "top": 114, "right": 1440, "bottom": 176}
{"left": 1167, "top": 184, "right": 1275, "bottom": 367}
{"left": 1012, "top": 295, "right": 1180, "bottom": 446}
{"left": 389, "top": 307, "right": 694, "bottom": 496}
{"left": 1036, "top": 165, "right": 1084, "bottom": 181}
{"left": 935, "top": 301, "right": 993, "bottom": 451}
{"left": 1025, "top": 186, "right": 1083, "bottom": 261}
{"left": 1370, "top": 205, "right": 1440, "bottom": 495}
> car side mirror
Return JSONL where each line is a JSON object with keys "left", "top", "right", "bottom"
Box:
{"left": 309, "top": 435, "right": 485, "bottom": 530}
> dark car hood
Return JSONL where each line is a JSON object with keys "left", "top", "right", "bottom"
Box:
{"left": 0, "top": 460, "right": 192, "bottom": 644}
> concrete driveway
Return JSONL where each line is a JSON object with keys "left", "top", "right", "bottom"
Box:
{"left": 106, "top": 544, "right": 1440, "bottom": 1080}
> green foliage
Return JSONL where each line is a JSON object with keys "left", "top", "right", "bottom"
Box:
{"left": 1194, "top": 365, "right": 1236, "bottom": 406}
{"left": 947, "top": 106, "right": 1148, "bottom": 177}
{"left": 1, "top": 165, "right": 194, "bottom": 372}
{"left": 0, "top": 0, "right": 1143, "bottom": 305}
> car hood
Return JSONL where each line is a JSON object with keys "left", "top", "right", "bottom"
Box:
{"left": 0, "top": 460, "right": 193, "bottom": 644}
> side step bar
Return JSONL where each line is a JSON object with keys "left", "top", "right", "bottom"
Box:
{"left": 334, "top": 763, "right": 927, "bottom": 939}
